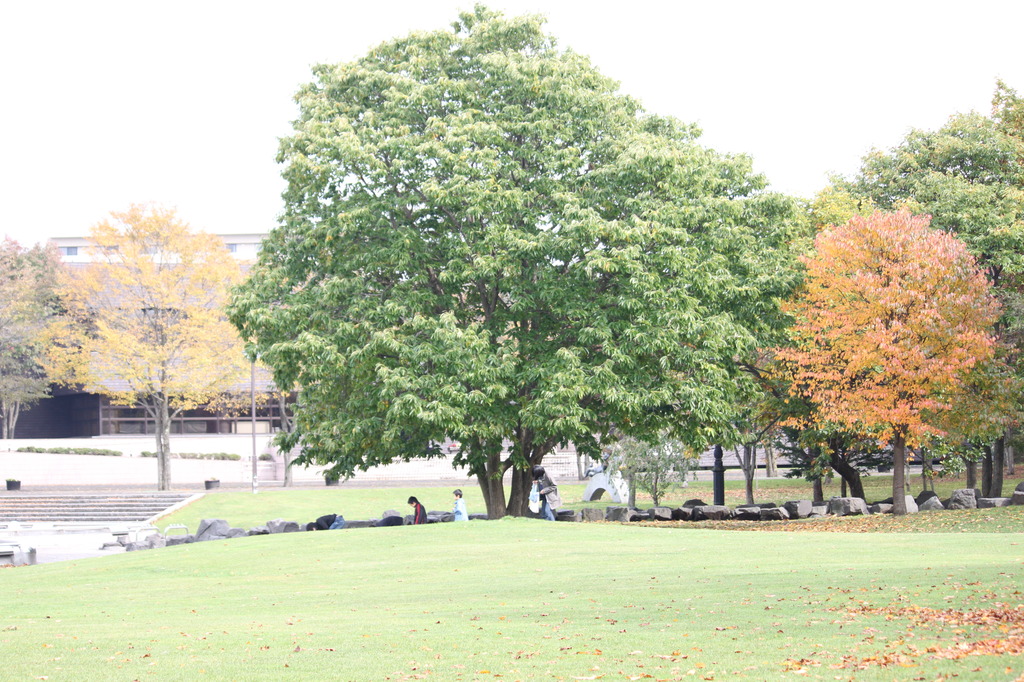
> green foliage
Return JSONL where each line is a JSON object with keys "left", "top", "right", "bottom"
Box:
{"left": 1, "top": 520, "right": 1021, "bottom": 679}
{"left": 16, "top": 446, "right": 122, "bottom": 456}
{"left": 604, "top": 432, "right": 697, "bottom": 505}
{"left": 230, "top": 7, "right": 801, "bottom": 517}
{"left": 807, "top": 183, "right": 874, "bottom": 232}
{"left": 849, "top": 112, "right": 1024, "bottom": 284}
{"left": 139, "top": 451, "right": 240, "bottom": 461}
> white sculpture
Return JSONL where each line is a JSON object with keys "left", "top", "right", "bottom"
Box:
{"left": 582, "top": 454, "right": 629, "bottom": 503}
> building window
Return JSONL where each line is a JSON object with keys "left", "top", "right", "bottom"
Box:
{"left": 227, "top": 243, "right": 238, "bottom": 253}
{"left": 59, "top": 246, "right": 78, "bottom": 256}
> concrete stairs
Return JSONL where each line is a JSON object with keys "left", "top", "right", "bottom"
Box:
{"left": 0, "top": 493, "right": 193, "bottom": 523}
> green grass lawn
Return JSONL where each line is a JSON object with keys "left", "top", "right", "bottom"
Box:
{"left": 2, "top": 513, "right": 1023, "bottom": 680}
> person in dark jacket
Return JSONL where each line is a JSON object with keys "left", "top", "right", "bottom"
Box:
{"left": 408, "top": 496, "right": 428, "bottom": 525}
{"left": 307, "top": 513, "right": 337, "bottom": 531}
{"left": 532, "top": 465, "right": 562, "bottom": 521}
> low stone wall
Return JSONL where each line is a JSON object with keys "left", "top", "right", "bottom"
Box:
{"left": 122, "top": 482, "right": 1024, "bottom": 553}
{"left": 589, "top": 483, "right": 1024, "bottom": 524}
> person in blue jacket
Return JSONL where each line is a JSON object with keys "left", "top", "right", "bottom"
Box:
{"left": 452, "top": 489, "right": 468, "bottom": 521}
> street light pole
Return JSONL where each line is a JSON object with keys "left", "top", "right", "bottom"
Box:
{"left": 251, "top": 360, "right": 258, "bottom": 495}
{"left": 712, "top": 444, "right": 725, "bottom": 506}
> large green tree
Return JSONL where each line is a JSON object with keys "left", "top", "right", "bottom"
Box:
{"left": 229, "top": 7, "right": 799, "bottom": 517}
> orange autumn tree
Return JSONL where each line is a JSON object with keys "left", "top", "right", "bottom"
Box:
{"left": 780, "top": 211, "right": 1000, "bottom": 515}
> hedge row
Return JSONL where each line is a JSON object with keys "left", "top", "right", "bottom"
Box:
{"left": 140, "top": 451, "right": 241, "bottom": 461}
{"left": 17, "top": 446, "right": 122, "bottom": 456}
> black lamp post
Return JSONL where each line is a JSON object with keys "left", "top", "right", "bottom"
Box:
{"left": 712, "top": 444, "right": 725, "bottom": 505}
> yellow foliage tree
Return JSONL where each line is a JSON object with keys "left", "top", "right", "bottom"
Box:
{"left": 47, "top": 205, "right": 249, "bottom": 490}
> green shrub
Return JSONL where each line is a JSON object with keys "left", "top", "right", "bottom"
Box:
{"left": 140, "top": 451, "right": 240, "bottom": 461}
{"left": 258, "top": 453, "right": 274, "bottom": 461}
{"left": 16, "top": 446, "right": 122, "bottom": 456}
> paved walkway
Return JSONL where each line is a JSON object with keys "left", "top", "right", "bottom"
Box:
{"left": 1, "top": 523, "right": 134, "bottom": 565}
{"left": 0, "top": 480, "right": 467, "bottom": 567}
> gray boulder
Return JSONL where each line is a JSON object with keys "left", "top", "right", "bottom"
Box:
{"left": 783, "top": 500, "right": 813, "bottom": 519}
{"left": 828, "top": 497, "right": 868, "bottom": 516}
{"left": 247, "top": 526, "right": 270, "bottom": 535}
{"left": 1016, "top": 480, "right": 1024, "bottom": 493}
{"left": 125, "top": 533, "right": 166, "bottom": 552}
{"left": 605, "top": 507, "right": 630, "bottom": 522}
{"left": 681, "top": 499, "right": 708, "bottom": 508}
{"left": 915, "top": 490, "right": 938, "bottom": 506}
{"left": 692, "top": 505, "right": 733, "bottom": 521}
{"left": 166, "top": 534, "right": 194, "bottom": 546}
{"left": 344, "top": 519, "right": 375, "bottom": 529}
{"left": 948, "top": 489, "right": 979, "bottom": 510}
{"left": 555, "top": 509, "right": 578, "bottom": 522}
{"left": 734, "top": 506, "right": 761, "bottom": 521}
{"left": 1011, "top": 492, "right": 1024, "bottom": 506}
{"left": 627, "top": 508, "right": 647, "bottom": 522}
{"left": 671, "top": 506, "right": 693, "bottom": 521}
{"left": 902, "top": 495, "right": 919, "bottom": 514}
{"left": 468, "top": 513, "right": 489, "bottom": 520}
{"left": 868, "top": 503, "right": 893, "bottom": 515}
{"left": 226, "top": 528, "right": 248, "bottom": 538}
{"left": 978, "top": 497, "right": 1011, "bottom": 508}
{"left": 759, "top": 507, "right": 790, "bottom": 521}
{"left": 427, "top": 511, "right": 454, "bottom": 523}
{"left": 648, "top": 507, "right": 673, "bottom": 521}
{"left": 919, "top": 496, "right": 944, "bottom": 511}
{"left": 266, "top": 519, "right": 301, "bottom": 534}
{"left": 195, "top": 518, "right": 231, "bottom": 541}
{"left": 809, "top": 505, "right": 828, "bottom": 517}
{"left": 580, "top": 508, "right": 604, "bottom": 522}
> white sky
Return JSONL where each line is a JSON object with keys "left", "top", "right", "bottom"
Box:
{"left": 2, "top": 1, "right": 1022, "bottom": 244}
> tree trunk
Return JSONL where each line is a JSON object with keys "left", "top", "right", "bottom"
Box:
{"left": 509, "top": 466, "right": 535, "bottom": 516}
{"left": 812, "top": 477, "right": 824, "bottom": 505}
{"left": 739, "top": 444, "right": 756, "bottom": 505}
{"left": 991, "top": 435, "right": 1005, "bottom": 498}
{"left": 277, "top": 394, "right": 294, "bottom": 487}
{"left": 965, "top": 457, "right": 977, "bottom": 489}
{"left": 919, "top": 449, "right": 934, "bottom": 493}
{"left": 1007, "top": 432, "right": 1016, "bottom": 476}
{"left": 627, "top": 472, "right": 637, "bottom": 508}
{"left": 981, "top": 446, "right": 993, "bottom": 498}
{"left": 828, "top": 441, "right": 865, "bottom": 500}
{"left": 1, "top": 399, "right": 21, "bottom": 439}
{"left": 765, "top": 444, "right": 778, "bottom": 478}
{"left": 154, "top": 396, "right": 172, "bottom": 491}
{"left": 891, "top": 433, "right": 907, "bottom": 516}
{"left": 476, "top": 449, "right": 507, "bottom": 519}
